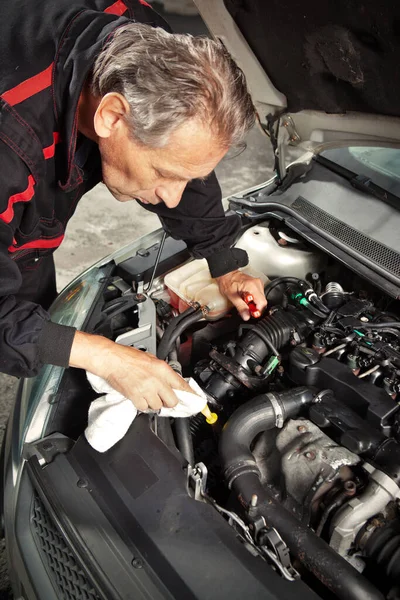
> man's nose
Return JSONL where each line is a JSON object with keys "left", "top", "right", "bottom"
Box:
{"left": 155, "top": 180, "right": 187, "bottom": 209}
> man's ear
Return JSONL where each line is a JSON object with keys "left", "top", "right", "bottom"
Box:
{"left": 94, "top": 93, "right": 130, "bottom": 139}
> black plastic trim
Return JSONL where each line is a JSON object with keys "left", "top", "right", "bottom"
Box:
{"left": 27, "top": 456, "right": 110, "bottom": 600}
{"left": 25, "top": 417, "right": 320, "bottom": 600}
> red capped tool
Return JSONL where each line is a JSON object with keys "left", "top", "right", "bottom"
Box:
{"left": 242, "top": 292, "right": 261, "bottom": 318}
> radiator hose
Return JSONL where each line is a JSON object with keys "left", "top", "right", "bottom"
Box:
{"left": 219, "top": 388, "right": 383, "bottom": 600}
{"left": 157, "top": 305, "right": 203, "bottom": 361}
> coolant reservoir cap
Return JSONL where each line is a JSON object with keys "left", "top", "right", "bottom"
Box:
{"left": 289, "top": 346, "right": 320, "bottom": 370}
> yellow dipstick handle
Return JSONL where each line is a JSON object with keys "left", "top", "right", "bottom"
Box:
{"left": 201, "top": 403, "right": 218, "bottom": 425}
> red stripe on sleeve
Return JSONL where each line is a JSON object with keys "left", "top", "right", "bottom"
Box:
{"left": 0, "top": 175, "right": 36, "bottom": 224}
{"left": 1, "top": 64, "right": 53, "bottom": 107}
{"left": 43, "top": 132, "right": 61, "bottom": 159}
{"left": 138, "top": 0, "right": 152, "bottom": 6}
{"left": 1, "top": 0, "right": 139, "bottom": 107}
{"left": 104, "top": 0, "right": 127, "bottom": 15}
{"left": 8, "top": 234, "right": 65, "bottom": 253}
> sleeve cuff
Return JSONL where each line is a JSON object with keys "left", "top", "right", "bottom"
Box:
{"left": 207, "top": 248, "right": 249, "bottom": 278}
{"left": 37, "top": 321, "right": 77, "bottom": 368}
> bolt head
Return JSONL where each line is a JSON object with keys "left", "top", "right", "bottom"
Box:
{"left": 77, "top": 479, "right": 88, "bottom": 489}
{"left": 132, "top": 557, "right": 143, "bottom": 569}
{"left": 304, "top": 451, "right": 316, "bottom": 461}
{"left": 297, "top": 425, "right": 307, "bottom": 433}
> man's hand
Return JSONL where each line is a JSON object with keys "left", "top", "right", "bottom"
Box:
{"left": 69, "top": 331, "right": 193, "bottom": 412}
{"left": 216, "top": 270, "right": 267, "bottom": 320}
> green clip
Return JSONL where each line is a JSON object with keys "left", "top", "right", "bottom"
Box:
{"left": 263, "top": 355, "right": 280, "bottom": 376}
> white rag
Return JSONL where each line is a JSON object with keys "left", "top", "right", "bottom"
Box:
{"left": 85, "top": 372, "right": 207, "bottom": 453}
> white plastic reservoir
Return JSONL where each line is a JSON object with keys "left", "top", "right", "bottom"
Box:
{"left": 164, "top": 259, "right": 268, "bottom": 320}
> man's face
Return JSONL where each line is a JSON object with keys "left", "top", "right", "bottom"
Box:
{"left": 98, "top": 119, "right": 228, "bottom": 209}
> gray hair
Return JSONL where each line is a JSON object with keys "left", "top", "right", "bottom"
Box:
{"left": 91, "top": 23, "right": 255, "bottom": 148}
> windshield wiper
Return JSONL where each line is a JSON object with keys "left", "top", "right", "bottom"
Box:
{"left": 315, "top": 155, "right": 399, "bottom": 211}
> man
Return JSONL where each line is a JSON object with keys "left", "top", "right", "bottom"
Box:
{"left": 0, "top": 0, "right": 266, "bottom": 411}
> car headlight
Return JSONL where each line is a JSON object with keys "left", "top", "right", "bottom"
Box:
{"left": 19, "top": 228, "right": 166, "bottom": 451}
{"left": 21, "top": 264, "right": 107, "bottom": 448}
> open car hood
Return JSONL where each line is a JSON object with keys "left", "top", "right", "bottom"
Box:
{"left": 195, "top": 0, "right": 400, "bottom": 156}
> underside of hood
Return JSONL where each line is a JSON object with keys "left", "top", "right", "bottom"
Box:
{"left": 225, "top": 0, "right": 400, "bottom": 117}
{"left": 195, "top": 0, "right": 400, "bottom": 149}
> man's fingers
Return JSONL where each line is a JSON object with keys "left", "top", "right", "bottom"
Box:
{"left": 231, "top": 297, "right": 251, "bottom": 321}
{"left": 163, "top": 365, "right": 191, "bottom": 392}
{"left": 130, "top": 396, "right": 148, "bottom": 412}
{"left": 243, "top": 279, "right": 267, "bottom": 310}
{"left": 146, "top": 394, "right": 163, "bottom": 411}
{"left": 159, "top": 386, "right": 179, "bottom": 408}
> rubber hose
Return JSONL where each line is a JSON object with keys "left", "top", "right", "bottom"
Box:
{"left": 311, "top": 295, "right": 331, "bottom": 314}
{"left": 238, "top": 324, "right": 280, "bottom": 357}
{"left": 219, "top": 389, "right": 383, "bottom": 600}
{"left": 236, "top": 474, "right": 382, "bottom": 600}
{"left": 235, "top": 310, "right": 306, "bottom": 370}
{"left": 360, "top": 322, "right": 400, "bottom": 331}
{"left": 257, "top": 310, "right": 296, "bottom": 349}
{"left": 171, "top": 304, "right": 197, "bottom": 326}
{"left": 264, "top": 277, "right": 330, "bottom": 315}
{"left": 264, "top": 277, "right": 307, "bottom": 300}
{"left": 205, "top": 309, "right": 317, "bottom": 402}
{"left": 304, "top": 302, "right": 327, "bottom": 319}
{"left": 220, "top": 387, "right": 315, "bottom": 486}
{"left": 363, "top": 521, "right": 400, "bottom": 582}
{"left": 157, "top": 307, "right": 203, "bottom": 360}
{"left": 174, "top": 418, "right": 195, "bottom": 465}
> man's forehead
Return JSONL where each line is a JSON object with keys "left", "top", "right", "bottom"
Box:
{"left": 151, "top": 134, "right": 227, "bottom": 180}
{"left": 155, "top": 165, "right": 214, "bottom": 181}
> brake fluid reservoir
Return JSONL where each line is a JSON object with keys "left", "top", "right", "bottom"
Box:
{"left": 164, "top": 259, "right": 268, "bottom": 320}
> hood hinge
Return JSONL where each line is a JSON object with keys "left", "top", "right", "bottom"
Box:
{"left": 263, "top": 112, "right": 301, "bottom": 185}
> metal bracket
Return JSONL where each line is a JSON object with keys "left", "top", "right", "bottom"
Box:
{"left": 187, "top": 462, "right": 208, "bottom": 502}
{"left": 23, "top": 433, "right": 74, "bottom": 466}
{"left": 115, "top": 295, "right": 157, "bottom": 355}
{"left": 258, "top": 527, "right": 300, "bottom": 580}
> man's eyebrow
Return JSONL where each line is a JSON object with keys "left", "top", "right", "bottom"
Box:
{"left": 155, "top": 167, "right": 213, "bottom": 182}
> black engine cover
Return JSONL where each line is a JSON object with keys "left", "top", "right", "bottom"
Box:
{"left": 289, "top": 347, "right": 399, "bottom": 435}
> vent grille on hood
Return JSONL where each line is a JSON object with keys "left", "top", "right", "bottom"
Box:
{"left": 31, "top": 493, "right": 101, "bottom": 600}
{"left": 292, "top": 196, "right": 400, "bottom": 278}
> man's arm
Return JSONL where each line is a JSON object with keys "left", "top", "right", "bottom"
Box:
{"left": 138, "top": 171, "right": 267, "bottom": 318}
{"left": 69, "top": 331, "right": 189, "bottom": 410}
{"left": 0, "top": 151, "right": 73, "bottom": 378}
{"left": 138, "top": 172, "right": 247, "bottom": 273}
{"left": 0, "top": 234, "right": 187, "bottom": 408}
{"left": 0, "top": 149, "right": 186, "bottom": 409}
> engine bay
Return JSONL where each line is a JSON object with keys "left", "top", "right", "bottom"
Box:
{"left": 74, "top": 220, "right": 400, "bottom": 599}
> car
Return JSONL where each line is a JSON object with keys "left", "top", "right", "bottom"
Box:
{"left": 3, "top": 0, "right": 400, "bottom": 599}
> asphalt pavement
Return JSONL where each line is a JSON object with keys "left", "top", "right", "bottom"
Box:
{"left": 0, "top": 3, "right": 273, "bottom": 596}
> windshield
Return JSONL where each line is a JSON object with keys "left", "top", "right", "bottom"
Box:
{"left": 320, "top": 147, "right": 400, "bottom": 198}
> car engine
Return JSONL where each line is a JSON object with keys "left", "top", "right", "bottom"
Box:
{"left": 90, "top": 221, "right": 400, "bottom": 600}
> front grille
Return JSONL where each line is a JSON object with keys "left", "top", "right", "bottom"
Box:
{"left": 31, "top": 493, "right": 101, "bottom": 600}
{"left": 292, "top": 196, "right": 400, "bottom": 278}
